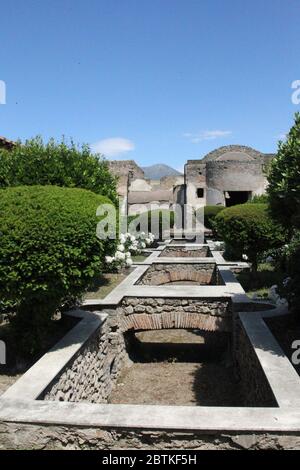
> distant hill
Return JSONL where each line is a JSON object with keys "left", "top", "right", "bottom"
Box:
{"left": 142, "top": 164, "right": 182, "bottom": 180}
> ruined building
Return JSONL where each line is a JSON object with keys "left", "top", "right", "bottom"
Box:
{"left": 109, "top": 145, "right": 274, "bottom": 216}
{"left": 184, "top": 145, "right": 274, "bottom": 208}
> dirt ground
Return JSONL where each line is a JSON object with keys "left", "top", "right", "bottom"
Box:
{"left": 109, "top": 329, "right": 242, "bottom": 407}
{"left": 0, "top": 373, "right": 21, "bottom": 397}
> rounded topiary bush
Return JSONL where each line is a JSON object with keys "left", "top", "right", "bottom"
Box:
{"left": 204, "top": 205, "right": 225, "bottom": 230}
{"left": 0, "top": 185, "right": 116, "bottom": 355}
{"left": 214, "top": 203, "right": 286, "bottom": 271}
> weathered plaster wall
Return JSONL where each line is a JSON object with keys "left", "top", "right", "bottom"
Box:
{"left": 184, "top": 146, "right": 273, "bottom": 208}
{"left": 184, "top": 161, "right": 207, "bottom": 208}
{"left": 205, "top": 161, "right": 266, "bottom": 205}
{"left": 109, "top": 160, "right": 145, "bottom": 198}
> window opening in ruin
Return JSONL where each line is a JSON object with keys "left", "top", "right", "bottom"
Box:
{"left": 196, "top": 188, "right": 204, "bottom": 198}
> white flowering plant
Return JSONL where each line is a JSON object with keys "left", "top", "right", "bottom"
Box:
{"left": 105, "top": 232, "right": 155, "bottom": 270}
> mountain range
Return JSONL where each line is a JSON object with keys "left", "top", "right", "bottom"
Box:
{"left": 142, "top": 164, "right": 182, "bottom": 180}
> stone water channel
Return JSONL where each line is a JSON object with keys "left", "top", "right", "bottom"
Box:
{"left": 1, "top": 239, "right": 300, "bottom": 449}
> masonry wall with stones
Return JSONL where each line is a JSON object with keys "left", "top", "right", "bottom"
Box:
{"left": 205, "top": 161, "right": 266, "bottom": 205}
{"left": 39, "top": 293, "right": 231, "bottom": 402}
{"left": 117, "top": 297, "right": 231, "bottom": 333}
{"left": 1, "top": 421, "right": 300, "bottom": 450}
{"left": 109, "top": 160, "right": 145, "bottom": 198}
{"left": 235, "top": 320, "right": 277, "bottom": 407}
{"left": 184, "top": 145, "right": 274, "bottom": 208}
{"left": 42, "top": 315, "right": 130, "bottom": 404}
{"left": 170, "top": 238, "right": 199, "bottom": 244}
{"left": 137, "top": 263, "right": 223, "bottom": 286}
{"left": 159, "top": 246, "right": 212, "bottom": 258}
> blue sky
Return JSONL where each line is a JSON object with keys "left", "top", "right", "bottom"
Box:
{"left": 1, "top": 0, "right": 300, "bottom": 170}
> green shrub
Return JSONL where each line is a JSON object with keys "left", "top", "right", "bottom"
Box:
{"left": 267, "top": 113, "right": 300, "bottom": 232}
{"left": 0, "top": 185, "right": 116, "bottom": 355}
{"left": 0, "top": 136, "right": 118, "bottom": 205}
{"left": 276, "top": 232, "right": 300, "bottom": 310}
{"left": 214, "top": 203, "right": 286, "bottom": 271}
{"left": 249, "top": 194, "right": 269, "bottom": 204}
{"left": 128, "top": 209, "right": 175, "bottom": 240}
{"left": 204, "top": 205, "right": 225, "bottom": 230}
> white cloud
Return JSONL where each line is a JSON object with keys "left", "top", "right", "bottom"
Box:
{"left": 184, "top": 130, "right": 232, "bottom": 143}
{"left": 91, "top": 137, "right": 135, "bottom": 157}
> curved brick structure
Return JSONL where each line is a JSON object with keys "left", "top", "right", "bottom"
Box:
{"left": 137, "top": 263, "right": 220, "bottom": 286}
{"left": 117, "top": 297, "right": 231, "bottom": 333}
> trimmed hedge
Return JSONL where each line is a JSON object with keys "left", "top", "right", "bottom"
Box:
{"left": 214, "top": 203, "right": 286, "bottom": 271}
{"left": 0, "top": 185, "right": 116, "bottom": 355}
{"left": 204, "top": 205, "right": 225, "bottom": 230}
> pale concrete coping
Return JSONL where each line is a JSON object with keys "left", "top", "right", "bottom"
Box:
{"left": 1, "top": 295, "right": 300, "bottom": 432}
{"left": 161, "top": 243, "right": 210, "bottom": 248}
{"left": 82, "top": 264, "right": 251, "bottom": 307}
{"left": 1, "top": 240, "right": 300, "bottom": 433}
{"left": 1, "top": 309, "right": 107, "bottom": 401}
{"left": 152, "top": 257, "right": 216, "bottom": 264}
{"left": 239, "top": 307, "right": 300, "bottom": 408}
{"left": 118, "top": 285, "right": 234, "bottom": 299}
{"left": 1, "top": 398, "right": 300, "bottom": 432}
{"left": 211, "top": 250, "right": 250, "bottom": 269}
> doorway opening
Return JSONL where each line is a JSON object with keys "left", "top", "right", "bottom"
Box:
{"left": 225, "top": 191, "right": 251, "bottom": 207}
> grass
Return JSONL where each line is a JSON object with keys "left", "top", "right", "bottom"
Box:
{"left": 236, "top": 262, "right": 286, "bottom": 301}
{"left": 84, "top": 272, "right": 130, "bottom": 300}
{"left": 132, "top": 254, "right": 148, "bottom": 262}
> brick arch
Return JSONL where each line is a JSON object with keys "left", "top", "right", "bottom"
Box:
{"left": 117, "top": 297, "right": 231, "bottom": 334}
{"left": 139, "top": 268, "right": 214, "bottom": 286}
{"left": 155, "top": 270, "right": 211, "bottom": 285}
{"left": 119, "top": 311, "right": 230, "bottom": 333}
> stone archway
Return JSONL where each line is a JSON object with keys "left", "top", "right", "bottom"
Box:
{"left": 117, "top": 297, "right": 231, "bottom": 333}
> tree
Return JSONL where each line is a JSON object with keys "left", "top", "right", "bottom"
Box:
{"left": 267, "top": 113, "right": 300, "bottom": 232}
{"left": 0, "top": 136, "right": 118, "bottom": 205}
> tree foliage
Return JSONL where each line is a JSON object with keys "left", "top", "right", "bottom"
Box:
{"left": 0, "top": 136, "right": 118, "bottom": 204}
{"left": 267, "top": 113, "right": 300, "bottom": 231}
